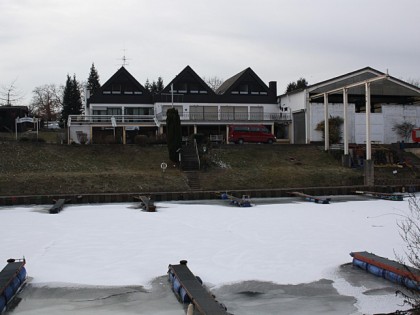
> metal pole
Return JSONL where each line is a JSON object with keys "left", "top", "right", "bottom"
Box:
{"left": 324, "top": 93, "right": 329, "bottom": 151}
{"left": 171, "top": 83, "right": 174, "bottom": 108}
{"left": 343, "top": 88, "right": 349, "bottom": 155}
{"left": 365, "top": 82, "right": 371, "bottom": 160}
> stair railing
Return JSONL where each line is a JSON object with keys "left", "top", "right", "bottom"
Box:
{"left": 193, "top": 138, "right": 200, "bottom": 170}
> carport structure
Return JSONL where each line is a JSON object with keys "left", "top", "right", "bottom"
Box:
{"left": 308, "top": 70, "right": 420, "bottom": 185}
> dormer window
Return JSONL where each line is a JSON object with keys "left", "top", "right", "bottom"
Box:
{"left": 112, "top": 84, "right": 121, "bottom": 94}
{"left": 239, "top": 84, "right": 248, "bottom": 94}
{"left": 177, "top": 83, "right": 187, "bottom": 93}
{"left": 190, "top": 83, "right": 199, "bottom": 94}
{"left": 124, "top": 85, "right": 133, "bottom": 94}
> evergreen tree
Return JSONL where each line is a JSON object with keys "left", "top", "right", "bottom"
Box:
{"left": 87, "top": 63, "right": 100, "bottom": 97}
{"left": 61, "top": 74, "right": 83, "bottom": 124}
{"left": 286, "top": 77, "right": 309, "bottom": 93}
{"left": 150, "top": 81, "right": 158, "bottom": 94}
{"left": 146, "top": 77, "right": 164, "bottom": 94}
{"left": 166, "top": 108, "right": 182, "bottom": 162}
{"left": 156, "top": 77, "right": 164, "bottom": 93}
{"left": 144, "top": 79, "right": 151, "bottom": 92}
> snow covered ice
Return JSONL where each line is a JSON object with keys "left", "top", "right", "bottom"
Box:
{"left": 0, "top": 196, "right": 415, "bottom": 314}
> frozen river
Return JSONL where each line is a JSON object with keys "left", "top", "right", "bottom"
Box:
{"left": 1, "top": 196, "right": 414, "bottom": 314}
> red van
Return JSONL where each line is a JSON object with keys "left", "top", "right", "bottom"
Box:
{"left": 228, "top": 125, "right": 276, "bottom": 144}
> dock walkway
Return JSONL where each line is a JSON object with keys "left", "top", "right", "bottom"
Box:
{"left": 168, "top": 261, "right": 229, "bottom": 315}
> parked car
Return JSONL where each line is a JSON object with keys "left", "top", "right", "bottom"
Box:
{"left": 228, "top": 125, "right": 276, "bottom": 144}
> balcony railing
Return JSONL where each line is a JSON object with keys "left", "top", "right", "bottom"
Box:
{"left": 155, "top": 111, "right": 291, "bottom": 122}
{"left": 68, "top": 115, "right": 156, "bottom": 126}
{"left": 68, "top": 111, "right": 291, "bottom": 127}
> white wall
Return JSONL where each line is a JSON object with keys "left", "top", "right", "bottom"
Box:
{"left": 279, "top": 91, "right": 306, "bottom": 113}
{"left": 310, "top": 103, "right": 356, "bottom": 143}
{"left": 310, "top": 103, "right": 420, "bottom": 144}
{"left": 382, "top": 105, "right": 420, "bottom": 143}
{"left": 354, "top": 113, "right": 384, "bottom": 144}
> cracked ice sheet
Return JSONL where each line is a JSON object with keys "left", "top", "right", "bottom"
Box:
{"left": 0, "top": 196, "right": 414, "bottom": 313}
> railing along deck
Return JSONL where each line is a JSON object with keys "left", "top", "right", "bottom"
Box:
{"left": 68, "top": 115, "right": 156, "bottom": 126}
{"left": 68, "top": 112, "right": 291, "bottom": 127}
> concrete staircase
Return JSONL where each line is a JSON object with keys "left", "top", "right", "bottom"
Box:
{"left": 181, "top": 143, "right": 201, "bottom": 190}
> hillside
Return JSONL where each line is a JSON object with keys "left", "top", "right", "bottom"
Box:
{"left": 0, "top": 141, "right": 366, "bottom": 196}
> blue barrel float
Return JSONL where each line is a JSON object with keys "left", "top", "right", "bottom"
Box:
{"left": 0, "top": 258, "right": 27, "bottom": 313}
{"left": 351, "top": 252, "right": 420, "bottom": 291}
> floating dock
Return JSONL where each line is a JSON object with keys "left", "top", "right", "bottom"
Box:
{"left": 168, "top": 260, "right": 229, "bottom": 315}
{"left": 289, "top": 192, "right": 330, "bottom": 204}
{"left": 350, "top": 251, "right": 420, "bottom": 291}
{"left": 134, "top": 195, "right": 156, "bottom": 212}
{"left": 219, "top": 192, "right": 252, "bottom": 207}
{"left": 0, "top": 258, "right": 27, "bottom": 313}
{"left": 49, "top": 198, "right": 67, "bottom": 214}
{"left": 354, "top": 191, "right": 404, "bottom": 201}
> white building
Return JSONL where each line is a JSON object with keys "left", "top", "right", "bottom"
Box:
{"left": 278, "top": 67, "right": 420, "bottom": 145}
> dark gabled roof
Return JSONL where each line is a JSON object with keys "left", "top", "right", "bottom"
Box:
{"left": 216, "top": 69, "right": 247, "bottom": 94}
{"left": 156, "top": 65, "right": 217, "bottom": 103}
{"left": 216, "top": 67, "right": 269, "bottom": 95}
{"left": 160, "top": 65, "right": 215, "bottom": 95}
{"left": 88, "top": 66, "right": 153, "bottom": 105}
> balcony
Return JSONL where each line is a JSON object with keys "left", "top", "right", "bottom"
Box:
{"left": 68, "top": 111, "right": 291, "bottom": 128}
{"left": 68, "top": 115, "right": 156, "bottom": 127}
{"left": 154, "top": 111, "right": 291, "bottom": 123}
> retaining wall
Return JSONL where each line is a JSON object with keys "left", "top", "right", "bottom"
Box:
{"left": 0, "top": 185, "right": 417, "bottom": 206}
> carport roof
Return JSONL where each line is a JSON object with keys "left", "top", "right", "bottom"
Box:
{"left": 308, "top": 67, "right": 420, "bottom": 104}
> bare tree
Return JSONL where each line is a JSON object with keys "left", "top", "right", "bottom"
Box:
{"left": 406, "top": 78, "right": 420, "bottom": 88}
{"left": 395, "top": 194, "right": 420, "bottom": 313}
{"left": 0, "top": 79, "right": 24, "bottom": 105}
{"left": 30, "top": 84, "right": 63, "bottom": 122}
{"left": 203, "top": 76, "right": 224, "bottom": 91}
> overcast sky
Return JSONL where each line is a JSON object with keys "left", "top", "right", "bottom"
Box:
{"left": 1, "top": 0, "right": 419, "bottom": 105}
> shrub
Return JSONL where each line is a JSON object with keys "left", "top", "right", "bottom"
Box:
{"left": 315, "top": 116, "right": 344, "bottom": 144}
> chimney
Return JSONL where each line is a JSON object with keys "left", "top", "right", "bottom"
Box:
{"left": 269, "top": 81, "right": 277, "bottom": 98}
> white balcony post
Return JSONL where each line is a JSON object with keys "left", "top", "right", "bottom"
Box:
{"left": 365, "top": 82, "right": 371, "bottom": 160}
{"left": 324, "top": 93, "right": 329, "bottom": 151}
{"left": 343, "top": 88, "right": 349, "bottom": 155}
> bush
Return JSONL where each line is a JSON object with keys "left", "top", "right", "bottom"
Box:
{"left": 315, "top": 116, "right": 344, "bottom": 144}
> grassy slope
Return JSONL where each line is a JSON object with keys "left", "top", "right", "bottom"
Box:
{"left": 0, "top": 141, "right": 364, "bottom": 196}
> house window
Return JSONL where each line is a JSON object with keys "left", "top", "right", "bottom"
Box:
{"left": 112, "top": 84, "right": 121, "bottom": 94}
{"left": 124, "top": 85, "right": 132, "bottom": 94}
{"left": 250, "top": 106, "right": 264, "bottom": 120}
{"left": 239, "top": 84, "right": 249, "bottom": 94}
{"left": 190, "top": 106, "right": 203, "bottom": 120}
{"left": 107, "top": 108, "right": 122, "bottom": 116}
{"left": 204, "top": 106, "right": 217, "bottom": 120}
{"left": 234, "top": 106, "right": 248, "bottom": 120}
{"left": 190, "top": 83, "right": 199, "bottom": 94}
{"left": 125, "top": 107, "right": 154, "bottom": 115}
{"left": 177, "top": 83, "right": 188, "bottom": 93}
